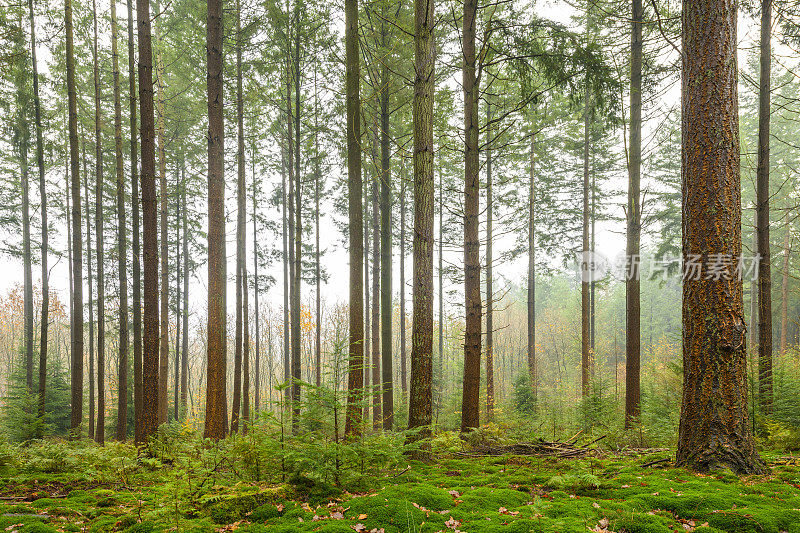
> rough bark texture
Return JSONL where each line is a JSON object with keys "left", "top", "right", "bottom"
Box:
{"left": 755, "top": 0, "right": 772, "bottom": 416}
{"left": 91, "top": 0, "right": 106, "bottom": 444}
{"left": 112, "top": 0, "right": 129, "bottom": 441}
{"left": 156, "top": 23, "right": 169, "bottom": 426}
{"left": 461, "top": 0, "right": 481, "bottom": 433}
{"left": 344, "top": 0, "right": 364, "bottom": 438}
{"left": 400, "top": 164, "right": 407, "bottom": 399}
{"left": 485, "top": 103, "right": 494, "bottom": 421}
{"left": 625, "top": 0, "right": 642, "bottom": 428}
{"left": 84, "top": 157, "right": 95, "bottom": 441}
{"left": 138, "top": 0, "right": 160, "bottom": 441}
{"left": 204, "top": 0, "right": 227, "bottom": 440}
{"left": 408, "top": 0, "right": 435, "bottom": 453}
{"left": 676, "top": 0, "right": 766, "bottom": 474}
{"left": 127, "top": 0, "right": 143, "bottom": 445}
{"left": 66, "top": 0, "right": 84, "bottom": 437}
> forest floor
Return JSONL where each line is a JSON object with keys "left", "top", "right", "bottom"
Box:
{"left": 2, "top": 440, "right": 800, "bottom": 533}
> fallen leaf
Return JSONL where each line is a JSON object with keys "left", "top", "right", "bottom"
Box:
{"left": 448, "top": 490, "right": 460, "bottom": 498}
{"left": 351, "top": 524, "right": 367, "bottom": 533}
{"left": 330, "top": 512, "right": 344, "bottom": 520}
{"left": 357, "top": 514, "right": 368, "bottom": 520}
{"left": 592, "top": 502, "right": 600, "bottom": 509}
{"left": 444, "top": 516, "right": 461, "bottom": 530}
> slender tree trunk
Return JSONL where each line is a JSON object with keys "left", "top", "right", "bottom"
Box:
{"left": 364, "top": 203, "right": 371, "bottom": 423}
{"left": 252, "top": 158, "right": 261, "bottom": 412}
{"left": 756, "top": 0, "right": 772, "bottom": 416}
{"left": 155, "top": 17, "right": 169, "bottom": 425}
{"left": 461, "top": 0, "right": 481, "bottom": 432}
{"left": 19, "top": 100, "right": 33, "bottom": 397}
{"left": 111, "top": 0, "right": 128, "bottom": 441}
{"left": 400, "top": 161, "right": 407, "bottom": 400}
{"left": 291, "top": 1, "right": 302, "bottom": 434}
{"left": 581, "top": 65, "right": 591, "bottom": 399}
{"left": 314, "top": 55, "right": 322, "bottom": 389}
{"left": 204, "top": 0, "right": 227, "bottom": 439}
{"left": 780, "top": 221, "right": 790, "bottom": 357}
{"left": 372, "top": 129, "right": 381, "bottom": 431}
{"left": 231, "top": 0, "right": 245, "bottom": 434}
{"left": 625, "top": 0, "right": 642, "bottom": 428}
{"left": 174, "top": 166, "right": 180, "bottom": 422}
{"left": 181, "top": 180, "right": 189, "bottom": 417}
{"left": 436, "top": 169, "right": 443, "bottom": 423}
{"left": 527, "top": 116, "right": 536, "bottom": 400}
{"left": 66, "top": 0, "right": 84, "bottom": 437}
{"left": 379, "top": 35, "right": 393, "bottom": 429}
{"left": 281, "top": 146, "right": 290, "bottom": 403}
{"left": 485, "top": 102, "right": 494, "bottom": 421}
{"left": 128, "top": 0, "right": 143, "bottom": 444}
{"left": 345, "top": 0, "right": 364, "bottom": 437}
{"left": 676, "top": 0, "right": 765, "bottom": 474}
{"left": 91, "top": 0, "right": 106, "bottom": 444}
{"left": 28, "top": 0, "right": 48, "bottom": 418}
{"left": 408, "top": 0, "right": 435, "bottom": 452}
{"left": 84, "top": 150, "right": 96, "bottom": 441}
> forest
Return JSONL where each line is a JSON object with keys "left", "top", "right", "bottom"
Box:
{"left": 2, "top": 0, "right": 800, "bottom": 530}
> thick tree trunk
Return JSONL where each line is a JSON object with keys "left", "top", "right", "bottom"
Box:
{"left": 111, "top": 0, "right": 129, "bottom": 441}
{"left": 66, "top": 0, "right": 84, "bottom": 437}
{"left": 676, "top": 0, "right": 765, "bottom": 474}
{"left": 204, "top": 0, "right": 227, "bottom": 439}
{"left": 756, "top": 0, "right": 772, "bottom": 416}
{"left": 344, "top": 0, "right": 364, "bottom": 437}
{"left": 408, "top": 0, "right": 435, "bottom": 452}
{"left": 28, "top": 0, "right": 48, "bottom": 418}
{"left": 461, "top": 0, "right": 481, "bottom": 432}
{"left": 139, "top": 0, "right": 160, "bottom": 441}
{"left": 625, "top": 0, "right": 642, "bottom": 428}
{"left": 91, "top": 0, "right": 106, "bottom": 444}
{"left": 485, "top": 102, "right": 494, "bottom": 421}
{"left": 127, "top": 0, "right": 143, "bottom": 444}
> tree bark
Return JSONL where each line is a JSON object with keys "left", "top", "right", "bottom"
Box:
{"left": 155, "top": 17, "right": 169, "bottom": 425}
{"left": 67, "top": 0, "right": 84, "bottom": 437}
{"left": 111, "top": 0, "right": 129, "bottom": 441}
{"left": 581, "top": 63, "right": 591, "bottom": 399}
{"left": 400, "top": 161, "right": 407, "bottom": 400}
{"left": 291, "top": 0, "right": 302, "bottom": 434}
{"left": 780, "top": 220, "right": 790, "bottom": 357}
{"left": 252, "top": 154, "right": 261, "bottom": 413}
{"left": 676, "top": 0, "right": 766, "bottom": 474}
{"left": 755, "top": 0, "right": 772, "bottom": 416}
{"left": 527, "top": 115, "right": 536, "bottom": 401}
{"left": 408, "top": 0, "right": 435, "bottom": 452}
{"left": 345, "top": 0, "right": 364, "bottom": 437}
{"left": 625, "top": 0, "right": 642, "bottom": 428}
{"left": 84, "top": 149, "right": 95, "bottom": 441}
{"left": 181, "top": 179, "right": 189, "bottom": 418}
{"left": 28, "top": 0, "right": 49, "bottom": 418}
{"left": 461, "top": 0, "right": 481, "bottom": 432}
{"left": 485, "top": 102, "right": 494, "bottom": 421}
{"left": 91, "top": 0, "right": 106, "bottom": 444}
{"left": 204, "top": 0, "right": 228, "bottom": 439}
{"left": 372, "top": 127, "right": 382, "bottom": 430}
{"left": 128, "top": 0, "right": 143, "bottom": 444}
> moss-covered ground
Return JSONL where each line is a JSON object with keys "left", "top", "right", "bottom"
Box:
{"left": 2, "top": 441, "right": 800, "bottom": 533}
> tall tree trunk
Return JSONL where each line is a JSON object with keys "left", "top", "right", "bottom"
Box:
{"left": 750, "top": 228, "right": 758, "bottom": 360}
{"left": 19, "top": 94, "right": 33, "bottom": 397}
{"left": 676, "top": 0, "right": 765, "bottom": 474}
{"left": 155, "top": 18, "right": 169, "bottom": 425}
{"left": 174, "top": 166, "right": 180, "bottom": 422}
{"left": 408, "top": 0, "right": 435, "bottom": 452}
{"left": 243, "top": 252, "right": 251, "bottom": 430}
{"left": 237, "top": 0, "right": 250, "bottom": 430}
{"left": 140, "top": 0, "right": 161, "bottom": 441}
{"left": 485, "top": 102, "right": 494, "bottom": 421}
{"left": 372, "top": 129, "right": 381, "bottom": 431}
{"left": 625, "top": 0, "right": 642, "bottom": 428}
{"left": 66, "top": 0, "right": 84, "bottom": 437}
{"left": 314, "top": 55, "right": 322, "bottom": 389}
{"left": 181, "top": 180, "right": 189, "bottom": 417}
{"left": 344, "top": 0, "right": 364, "bottom": 437}
{"left": 128, "top": 0, "right": 143, "bottom": 444}
{"left": 364, "top": 201, "right": 371, "bottom": 423}
{"left": 28, "top": 0, "right": 48, "bottom": 418}
{"left": 581, "top": 65, "right": 591, "bottom": 399}
{"left": 527, "top": 116, "right": 536, "bottom": 401}
{"left": 780, "top": 220, "right": 790, "bottom": 357}
{"left": 204, "top": 0, "right": 227, "bottom": 439}
{"left": 291, "top": 1, "right": 302, "bottom": 434}
{"left": 84, "top": 150, "right": 96, "bottom": 441}
{"left": 379, "top": 34, "right": 393, "bottom": 429}
{"left": 436, "top": 169, "right": 443, "bottom": 423}
{"left": 756, "top": 0, "right": 772, "bottom": 416}
{"left": 111, "top": 0, "right": 129, "bottom": 441}
{"left": 281, "top": 146, "right": 290, "bottom": 403}
{"left": 252, "top": 157, "right": 261, "bottom": 412}
{"left": 461, "top": 0, "right": 481, "bottom": 432}
{"left": 91, "top": 0, "right": 106, "bottom": 444}
{"left": 399, "top": 161, "right": 407, "bottom": 400}
{"left": 231, "top": 0, "right": 245, "bottom": 434}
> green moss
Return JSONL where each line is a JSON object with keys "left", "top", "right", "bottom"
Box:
{"left": 19, "top": 522, "right": 58, "bottom": 533}
{"left": 615, "top": 513, "right": 673, "bottom": 533}
{"left": 316, "top": 523, "right": 354, "bottom": 533}
{"left": 123, "top": 522, "right": 155, "bottom": 533}
{"left": 378, "top": 483, "right": 452, "bottom": 510}
{"left": 249, "top": 503, "right": 283, "bottom": 522}
{"left": 458, "top": 487, "right": 529, "bottom": 513}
